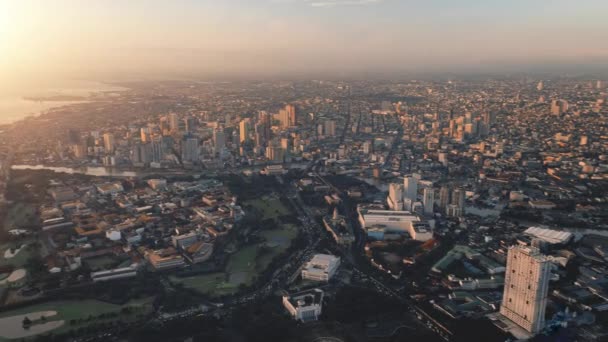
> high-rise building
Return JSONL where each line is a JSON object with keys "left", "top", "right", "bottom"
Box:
{"left": 184, "top": 116, "right": 197, "bottom": 133}
{"left": 439, "top": 186, "right": 450, "bottom": 211}
{"left": 140, "top": 127, "right": 150, "bottom": 143}
{"left": 452, "top": 188, "right": 465, "bottom": 215}
{"left": 265, "top": 145, "right": 285, "bottom": 162}
{"left": 181, "top": 136, "right": 199, "bottom": 163}
{"left": 286, "top": 104, "right": 297, "bottom": 127}
{"left": 324, "top": 120, "right": 337, "bottom": 137}
{"left": 213, "top": 128, "right": 225, "bottom": 155}
{"left": 103, "top": 133, "right": 115, "bottom": 153}
{"left": 387, "top": 183, "right": 404, "bottom": 211}
{"left": 132, "top": 143, "right": 151, "bottom": 165}
{"left": 500, "top": 245, "right": 551, "bottom": 335}
{"left": 550, "top": 99, "right": 568, "bottom": 115}
{"left": 536, "top": 81, "right": 544, "bottom": 91}
{"left": 151, "top": 137, "right": 164, "bottom": 163}
{"left": 277, "top": 105, "right": 296, "bottom": 128}
{"left": 403, "top": 177, "right": 418, "bottom": 204}
{"left": 239, "top": 119, "right": 251, "bottom": 143}
{"left": 169, "top": 113, "right": 180, "bottom": 133}
{"left": 423, "top": 188, "right": 435, "bottom": 215}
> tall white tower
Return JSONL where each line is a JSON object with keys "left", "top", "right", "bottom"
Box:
{"left": 500, "top": 245, "right": 551, "bottom": 335}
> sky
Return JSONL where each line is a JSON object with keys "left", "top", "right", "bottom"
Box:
{"left": 1, "top": 0, "right": 608, "bottom": 86}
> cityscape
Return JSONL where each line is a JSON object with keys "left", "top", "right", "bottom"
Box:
{"left": 1, "top": 1, "right": 608, "bottom": 342}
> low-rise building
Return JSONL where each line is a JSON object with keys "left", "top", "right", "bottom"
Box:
{"left": 301, "top": 254, "right": 340, "bottom": 282}
{"left": 282, "top": 288, "right": 324, "bottom": 322}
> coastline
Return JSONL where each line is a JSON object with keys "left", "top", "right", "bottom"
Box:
{"left": 0, "top": 81, "right": 129, "bottom": 126}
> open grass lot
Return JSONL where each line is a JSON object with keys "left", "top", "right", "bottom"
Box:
{"left": 0, "top": 240, "right": 35, "bottom": 268}
{"left": 245, "top": 196, "right": 291, "bottom": 220}
{"left": 0, "top": 298, "right": 154, "bottom": 341}
{"left": 83, "top": 255, "right": 120, "bottom": 272}
{"left": 169, "top": 273, "right": 237, "bottom": 297}
{"left": 172, "top": 225, "right": 299, "bottom": 297}
{"left": 2, "top": 203, "right": 38, "bottom": 232}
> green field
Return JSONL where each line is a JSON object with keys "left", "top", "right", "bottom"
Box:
{"left": 0, "top": 298, "right": 153, "bottom": 341}
{"left": 0, "top": 240, "right": 35, "bottom": 268}
{"left": 171, "top": 224, "right": 298, "bottom": 296}
{"left": 245, "top": 196, "right": 291, "bottom": 219}
{"left": 3, "top": 203, "right": 38, "bottom": 231}
{"left": 169, "top": 273, "right": 237, "bottom": 297}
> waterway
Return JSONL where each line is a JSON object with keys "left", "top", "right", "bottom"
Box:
{"left": 11, "top": 165, "right": 141, "bottom": 177}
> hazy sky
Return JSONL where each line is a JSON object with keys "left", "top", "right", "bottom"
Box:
{"left": 1, "top": 0, "right": 608, "bottom": 84}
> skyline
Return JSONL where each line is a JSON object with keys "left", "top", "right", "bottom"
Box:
{"left": 1, "top": 0, "right": 608, "bottom": 87}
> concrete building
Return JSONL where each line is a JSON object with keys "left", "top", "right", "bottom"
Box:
{"left": 423, "top": 187, "right": 435, "bottom": 215}
{"left": 239, "top": 119, "right": 251, "bottom": 143}
{"left": 301, "top": 254, "right": 340, "bottom": 282}
{"left": 387, "top": 183, "right": 404, "bottom": 211}
{"left": 91, "top": 266, "right": 138, "bottom": 282}
{"left": 500, "top": 246, "right": 551, "bottom": 335}
{"left": 282, "top": 289, "right": 324, "bottom": 322}
{"left": 103, "top": 133, "right": 115, "bottom": 153}
{"left": 403, "top": 176, "right": 418, "bottom": 206}
{"left": 357, "top": 207, "right": 432, "bottom": 241}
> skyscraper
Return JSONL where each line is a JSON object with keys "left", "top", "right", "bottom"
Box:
{"left": 151, "top": 136, "right": 164, "bottom": 163}
{"left": 403, "top": 177, "right": 418, "bottom": 204}
{"left": 286, "top": 104, "right": 297, "bottom": 126}
{"left": 184, "top": 116, "right": 197, "bottom": 133}
{"left": 324, "top": 120, "right": 337, "bottom": 137}
{"left": 452, "top": 188, "right": 465, "bottom": 215}
{"left": 103, "top": 133, "right": 115, "bottom": 153}
{"left": 181, "top": 135, "right": 199, "bottom": 163}
{"left": 277, "top": 105, "right": 297, "bottom": 128}
{"left": 169, "top": 113, "right": 180, "bottom": 133}
{"left": 423, "top": 188, "right": 435, "bottom": 215}
{"left": 439, "top": 186, "right": 450, "bottom": 211}
{"left": 213, "top": 128, "right": 225, "bottom": 155}
{"left": 239, "top": 119, "right": 251, "bottom": 143}
{"left": 387, "top": 183, "right": 404, "bottom": 211}
{"left": 500, "top": 245, "right": 551, "bottom": 335}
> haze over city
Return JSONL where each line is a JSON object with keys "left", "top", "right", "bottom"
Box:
{"left": 2, "top": 0, "right": 608, "bottom": 87}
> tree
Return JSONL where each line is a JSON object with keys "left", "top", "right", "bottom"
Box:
{"left": 22, "top": 316, "right": 32, "bottom": 329}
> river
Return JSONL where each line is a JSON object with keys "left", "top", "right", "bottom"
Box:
{"left": 11, "top": 165, "right": 141, "bottom": 177}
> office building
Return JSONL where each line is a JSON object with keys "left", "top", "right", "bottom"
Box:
{"left": 103, "top": 133, "right": 115, "bottom": 153}
{"left": 301, "top": 254, "right": 340, "bottom": 282}
{"left": 357, "top": 207, "right": 432, "bottom": 241}
{"left": 500, "top": 246, "right": 551, "bottom": 335}
{"left": 403, "top": 176, "right": 418, "bottom": 206}
{"left": 452, "top": 188, "right": 465, "bottom": 214}
{"left": 550, "top": 99, "right": 569, "bottom": 115}
{"left": 169, "top": 113, "right": 180, "bottom": 133}
{"left": 239, "top": 119, "right": 251, "bottom": 143}
{"left": 387, "top": 183, "right": 404, "bottom": 211}
{"left": 324, "top": 120, "right": 337, "bottom": 136}
{"left": 423, "top": 187, "right": 435, "bottom": 215}
{"left": 282, "top": 289, "right": 324, "bottom": 322}
{"left": 181, "top": 136, "right": 199, "bottom": 163}
{"left": 213, "top": 128, "right": 225, "bottom": 155}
